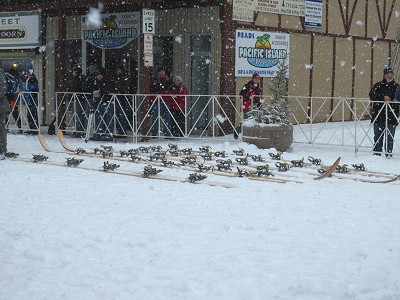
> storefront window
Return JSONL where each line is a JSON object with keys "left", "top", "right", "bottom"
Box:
{"left": 54, "top": 39, "right": 82, "bottom": 88}
{"left": 190, "top": 35, "right": 211, "bottom": 53}
{"left": 66, "top": 40, "right": 82, "bottom": 69}
{"left": 0, "top": 55, "right": 33, "bottom": 77}
{"left": 153, "top": 36, "right": 173, "bottom": 77}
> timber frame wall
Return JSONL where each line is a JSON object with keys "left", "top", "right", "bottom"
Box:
{"left": 227, "top": 0, "right": 400, "bottom": 122}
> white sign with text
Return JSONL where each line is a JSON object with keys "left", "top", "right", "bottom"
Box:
{"left": 142, "top": 9, "right": 155, "bottom": 34}
{"left": 235, "top": 29, "right": 290, "bottom": 78}
{"left": 144, "top": 33, "right": 153, "bottom": 67}
{"left": 82, "top": 12, "right": 140, "bottom": 49}
{"left": 0, "top": 10, "right": 41, "bottom": 49}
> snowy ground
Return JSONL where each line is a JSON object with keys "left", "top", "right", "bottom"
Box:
{"left": 1, "top": 129, "right": 400, "bottom": 300}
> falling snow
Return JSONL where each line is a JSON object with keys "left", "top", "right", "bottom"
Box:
{"left": 38, "top": 45, "right": 47, "bottom": 53}
{"left": 85, "top": 4, "right": 103, "bottom": 27}
{"left": 215, "top": 114, "right": 226, "bottom": 123}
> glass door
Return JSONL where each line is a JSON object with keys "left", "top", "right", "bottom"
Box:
{"left": 189, "top": 35, "right": 211, "bottom": 130}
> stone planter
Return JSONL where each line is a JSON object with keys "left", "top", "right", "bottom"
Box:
{"left": 242, "top": 123, "right": 293, "bottom": 152}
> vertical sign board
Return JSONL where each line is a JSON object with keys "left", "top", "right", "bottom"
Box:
{"left": 143, "top": 33, "right": 153, "bottom": 67}
{"left": 142, "top": 9, "right": 155, "bottom": 67}
{"left": 0, "top": 10, "right": 41, "bottom": 49}
{"left": 305, "top": 0, "right": 323, "bottom": 28}
{"left": 142, "top": 9, "right": 155, "bottom": 34}
{"left": 235, "top": 30, "right": 290, "bottom": 78}
{"left": 255, "top": 0, "right": 323, "bottom": 28}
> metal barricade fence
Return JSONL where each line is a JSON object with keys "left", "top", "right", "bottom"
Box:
{"left": 54, "top": 92, "right": 243, "bottom": 141}
{"left": 136, "top": 94, "right": 243, "bottom": 140}
{"left": 7, "top": 92, "right": 396, "bottom": 155}
{"left": 288, "top": 96, "right": 400, "bottom": 155}
{"left": 6, "top": 91, "right": 41, "bottom": 134}
{"left": 55, "top": 92, "right": 92, "bottom": 136}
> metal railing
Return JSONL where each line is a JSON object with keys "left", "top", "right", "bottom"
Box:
{"left": 288, "top": 96, "right": 399, "bottom": 155}
{"left": 5, "top": 91, "right": 40, "bottom": 134}
{"left": 54, "top": 92, "right": 242, "bottom": 141}
{"left": 6, "top": 92, "right": 400, "bottom": 155}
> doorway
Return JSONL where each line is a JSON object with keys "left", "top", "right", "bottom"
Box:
{"left": 85, "top": 40, "right": 139, "bottom": 93}
{"left": 189, "top": 34, "right": 211, "bottom": 130}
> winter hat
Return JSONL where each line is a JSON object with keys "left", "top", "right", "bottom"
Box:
{"left": 174, "top": 75, "right": 182, "bottom": 82}
{"left": 96, "top": 66, "right": 106, "bottom": 76}
{"left": 116, "top": 65, "right": 124, "bottom": 72}
{"left": 384, "top": 66, "right": 394, "bottom": 75}
{"left": 88, "top": 64, "right": 97, "bottom": 75}
{"left": 252, "top": 72, "right": 260, "bottom": 79}
{"left": 73, "top": 67, "right": 82, "bottom": 75}
{"left": 8, "top": 67, "right": 17, "bottom": 76}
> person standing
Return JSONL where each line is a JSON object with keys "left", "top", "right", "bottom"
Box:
{"left": 369, "top": 66, "right": 399, "bottom": 157}
{"left": 90, "top": 67, "right": 113, "bottom": 141}
{"left": 0, "top": 68, "right": 9, "bottom": 159}
{"left": 84, "top": 64, "right": 97, "bottom": 125}
{"left": 234, "top": 72, "right": 263, "bottom": 139}
{"left": 110, "top": 65, "right": 130, "bottom": 135}
{"left": 150, "top": 67, "right": 173, "bottom": 137}
{"left": 169, "top": 75, "right": 188, "bottom": 137}
{"left": 68, "top": 66, "right": 87, "bottom": 137}
{"left": 7, "top": 68, "right": 22, "bottom": 133}
{"left": 25, "top": 72, "right": 39, "bottom": 134}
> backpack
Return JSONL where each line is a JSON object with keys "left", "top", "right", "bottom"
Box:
{"left": 0, "top": 69, "right": 19, "bottom": 95}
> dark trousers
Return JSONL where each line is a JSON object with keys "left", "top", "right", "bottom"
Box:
{"left": 95, "top": 101, "right": 114, "bottom": 135}
{"left": 27, "top": 101, "right": 38, "bottom": 130}
{"left": 5, "top": 107, "right": 21, "bottom": 129}
{"left": 0, "top": 112, "right": 7, "bottom": 153}
{"left": 171, "top": 109, "right": 185, "bottom": 137}
{"left": 373, "top": 122, "right": 397, "bottom": 153}
{"left": 11, "top": 106, "right": 21, "bottom": 128}
{"left": 151, "top": 102, "right": 171, "bottom": 137}
{"left": 75, "top": 99, "right": 86, "bottom": 132}
{"left": 116, "top": 97, "right": 132, "bottom": 135}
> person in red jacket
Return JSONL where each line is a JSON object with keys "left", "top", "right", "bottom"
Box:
{"left": 240, "top": 72, "right": 263, "bottom": 112}
{"left": 234, "top": 72, "right": 263, "bottom": 139}
{"left": 169, "top": 75, "right": 188, "bottom": 137}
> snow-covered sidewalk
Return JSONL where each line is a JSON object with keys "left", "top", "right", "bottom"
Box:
{"left": 1, "top": 133, "right": 399, "bottom": 300}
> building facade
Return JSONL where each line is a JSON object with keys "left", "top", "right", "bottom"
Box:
{"left": 1, "top": 0, "right": 399, "bottom": 126}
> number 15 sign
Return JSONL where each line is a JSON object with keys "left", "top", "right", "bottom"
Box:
{"left": 142, "top": 9, "right": 155, "bottom": 34}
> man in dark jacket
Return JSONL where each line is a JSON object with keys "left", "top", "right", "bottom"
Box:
{"left": 0, "top": 68, "right": 9, "bottom": 159}
{"left": 110, "top": 65, "right": 130, "bottom": 135}
{"left": 150, "top": 67, "right": 173, "bottom": 137}
{"left": 84, "top": 64, "right": 97, "bottom": 122}
{"left": 369, "top": 66, "right": 399, "bottom": 156}
{"left": 7, "top": 68, "right": 22, "bottom": 132}
{"left": 68, "top": 66, "right": 87, "bottom": 136}
{"left": 25, "top": 72, "right": 39, "bottom": 134}
{"left": 91, "top": 67, "right": 113, "bottom": 141}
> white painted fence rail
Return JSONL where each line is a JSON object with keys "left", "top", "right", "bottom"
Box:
{"left": 6, "top": 92, "right": 400, "bottom": 155}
